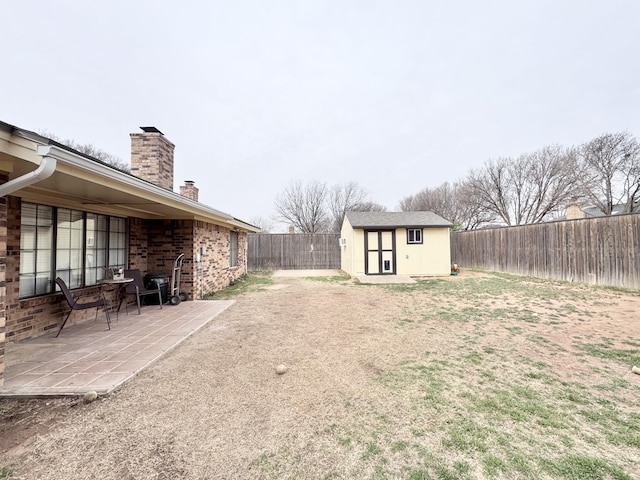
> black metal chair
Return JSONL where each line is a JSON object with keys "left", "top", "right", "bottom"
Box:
{"left": 119, "top": 269, "right": 163, "bottom": 315}
{"left": 55, "top": 277, "right": 111, "bottom": 337}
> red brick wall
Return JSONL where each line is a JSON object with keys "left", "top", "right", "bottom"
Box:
{"left": 192, "top": 221, "right": 247, "bottom": 298}
{"left": 0, "top": 173, "right": 7, "bottom": 386}
{"left": 128, "top": 217, "right": 149, "bottom": 272}
{"left": 133, "top": 219, "right": 248, "bottom": 300}
{"left": 144, "top": 219, "right": 195, "bottom": 299}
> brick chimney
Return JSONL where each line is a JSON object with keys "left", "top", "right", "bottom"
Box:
{"left": 130, "top": 127, "right": 175, "bottom": 191}
{"left": 180, "top": 180, "right": 199, "bottom": 202}
{"left": 566, "top": 203, "right": 584, "bottom": 220}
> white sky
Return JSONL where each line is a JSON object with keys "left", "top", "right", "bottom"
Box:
{"left": 3, "top": 1, "right": 639, "bottom": 231}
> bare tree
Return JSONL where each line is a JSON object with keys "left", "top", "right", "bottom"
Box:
{"left": 400, "top": 181, "right": 492, "bottom": 230}
{"left": 453, "top": 181, "right": 496, "bottom": 230}
{"left": 39, "top": 130, "right": 130, "bottom": 171}
{"left": 353, "top": 201, "right": 387, "bottom": 212}
{"left": 464, "top": 158, "right": 511, "bottom": 225}
{"left": 274, "top": 180, "right": 330, "bottom": 233}
{"left": 627, "top": 155, "right": 640, "bottom": 213}
{"left": 516, "top": 145, "right": 579, "bottom": 223}
{"left": 399, "top": 182, "right": 458, "bottom": 220}
{"left": 578, "top": 132, "right": 640, "bottom": 215}
{"left": 328, "top": 182, "right": 386, "bottom": 232}
{"left": 274, "top": 180, "right": 386, "bottom": 233}
{"left": 247, "top": 216, "right": 275, "bottom": 233}
{"left": 400, "top": 132, "right": 638, "bottom": 228}
{"left": 328, "top": 182, "right": 368, "bottom": 232}
{"left": 464, "top": 145, "right": 578, "bottom": 226}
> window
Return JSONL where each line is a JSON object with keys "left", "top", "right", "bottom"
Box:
{"left": 109, "top": 216, "right": 127, "bottom": 271}
{"left": 230, "top": 231, "right": 238, "bottom": 267}
{"left": 19, "top": 202, "right": 127, "bottom": 298}
{"left": 86, "top": 213, "right": 108, "bottom": 286}
{"left": 407, "top": 228, "right": 423, "bottom": 244}
{"left": 56, "top": 208, "right": 84, "bottom": 288}
{"left": 20, "top": 204, "right": 54, "bottom": 297}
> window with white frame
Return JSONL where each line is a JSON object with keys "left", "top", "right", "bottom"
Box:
{"left": 407, "top": 228, "right": 423, "bottom": 244}
{"left": 19, "top": 202, "right": 127, "bottom": 298}
{"left": 230, "top": 231, "right": 238, "bottom": 267}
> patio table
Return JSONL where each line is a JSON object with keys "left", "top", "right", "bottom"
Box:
{"left": 98, "top": 277, "right": 134, "bottom": 320}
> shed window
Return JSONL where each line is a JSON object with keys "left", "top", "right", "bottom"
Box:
{"left": 407, "top": 228, "right": 423, "bottom": 244}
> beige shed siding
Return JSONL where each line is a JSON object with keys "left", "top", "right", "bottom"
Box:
{"left": 340, "top": 217, "right": 365, "bottom": 276}
{"left": 395, "top": 227, "right": 451, "bottom": 276}
{"left": 340, "top": 217, "right": 451, "bottom": 276}
{"left": 340, "top": 218, "right": 352, "bottom": 274}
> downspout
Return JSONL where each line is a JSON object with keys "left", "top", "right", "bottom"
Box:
{"left": 0, "top": 145, "right": 57, "bottom": 197}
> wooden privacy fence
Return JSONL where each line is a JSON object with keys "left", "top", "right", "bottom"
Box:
{"left": 248, "top": 233, "right": 341, "bottom": 271}
{"left": 451, "top": 213, "right": 640, "bottom": 290}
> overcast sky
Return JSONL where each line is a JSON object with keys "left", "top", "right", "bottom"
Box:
{"left": 3, "top": 1, "right": 639, "bottom": 231}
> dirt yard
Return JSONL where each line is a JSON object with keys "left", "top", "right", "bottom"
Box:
{"left": 1, "top": 271, "right": 639, "bottom": 479}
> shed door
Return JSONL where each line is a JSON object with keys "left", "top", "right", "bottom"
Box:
{"left": 365, "top": 230, "right": 396, "bottom": 275}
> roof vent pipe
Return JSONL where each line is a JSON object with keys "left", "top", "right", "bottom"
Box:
{"left": 0, "top": 145, "right": 57, "bottom": 197}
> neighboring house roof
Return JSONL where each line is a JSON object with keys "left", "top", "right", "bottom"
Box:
{"left": 555, "top": 201, "right": 640, "bottom": 221}
{"left": 345, "top": 211, "right": 453, "bottom": 229}
{"left": 583, "top": 202, "right": 640, "bottom": 217}
{"left": 0, "top": 120, "right": 260, "bottom": 233}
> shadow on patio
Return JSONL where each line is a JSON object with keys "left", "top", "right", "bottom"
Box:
{"left": 0, "top": 299, "right": 235, "bottom": 398}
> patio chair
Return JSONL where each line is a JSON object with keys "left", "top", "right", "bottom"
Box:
{"left": 119, "top": 269, "right": 163, "bottom": 315}
{"left": 55, "top": 277, "right": 111, "bottom": 337}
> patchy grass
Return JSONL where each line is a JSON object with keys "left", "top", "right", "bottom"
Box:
{"left": 201, "top": 271, "right": 273, "bottom": 299}
{"left": 330, "top": 271, "right": 640, "bottom": 478}
{"left": 340, "top": 343, "right": 640, "bottom": 478}
{"left": 5, "top": 270, "right": 640, "bottom": 479}
{"left": 579, "top": 342, "right": 640, "bottom": 367}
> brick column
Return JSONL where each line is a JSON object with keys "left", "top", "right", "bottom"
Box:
{"left": 0, "top": 173, "right": 8, "bottom": 387}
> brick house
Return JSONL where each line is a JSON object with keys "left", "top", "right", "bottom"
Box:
{"left": 0, "top": 121, "right": 259, "bottom": 387}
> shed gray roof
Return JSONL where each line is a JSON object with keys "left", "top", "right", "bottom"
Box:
{"left": 345, "top": 211, "right": 453, "bottom": 228}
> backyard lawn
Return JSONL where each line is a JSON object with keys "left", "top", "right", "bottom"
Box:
{"left": 1, "top": 270, "right": 639, "bottom": 479}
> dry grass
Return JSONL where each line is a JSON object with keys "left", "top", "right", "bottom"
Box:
{"left": 1, "top": 270, "right": 640, "bottom": 479}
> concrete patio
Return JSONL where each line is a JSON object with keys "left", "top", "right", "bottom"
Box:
{"left": 0, "top": 299, "right": 234, "bottom": 398}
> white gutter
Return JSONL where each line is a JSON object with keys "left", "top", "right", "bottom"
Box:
{"left": 17, "top": 142, "right": 260, "bottom": 230}
{"left": 41, "top": 143, "right": 236, "bottom": 222}
{"left": 4, "top": 139, "right": 260, "bottom": 231}
{"left": 0, "top": 145, "right": 57, "bottom": 197}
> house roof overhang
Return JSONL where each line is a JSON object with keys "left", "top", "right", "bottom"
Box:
{"left": 0, "top": 122, "right": 260, "bottom": 232}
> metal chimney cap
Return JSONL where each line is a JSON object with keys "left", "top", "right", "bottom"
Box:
{"left": 140, "top": 126, "right": 164, "bottom": 134}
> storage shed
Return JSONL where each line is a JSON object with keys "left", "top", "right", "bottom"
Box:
{"left": 340, "top": 211, "right": 452, "bottom": 277}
